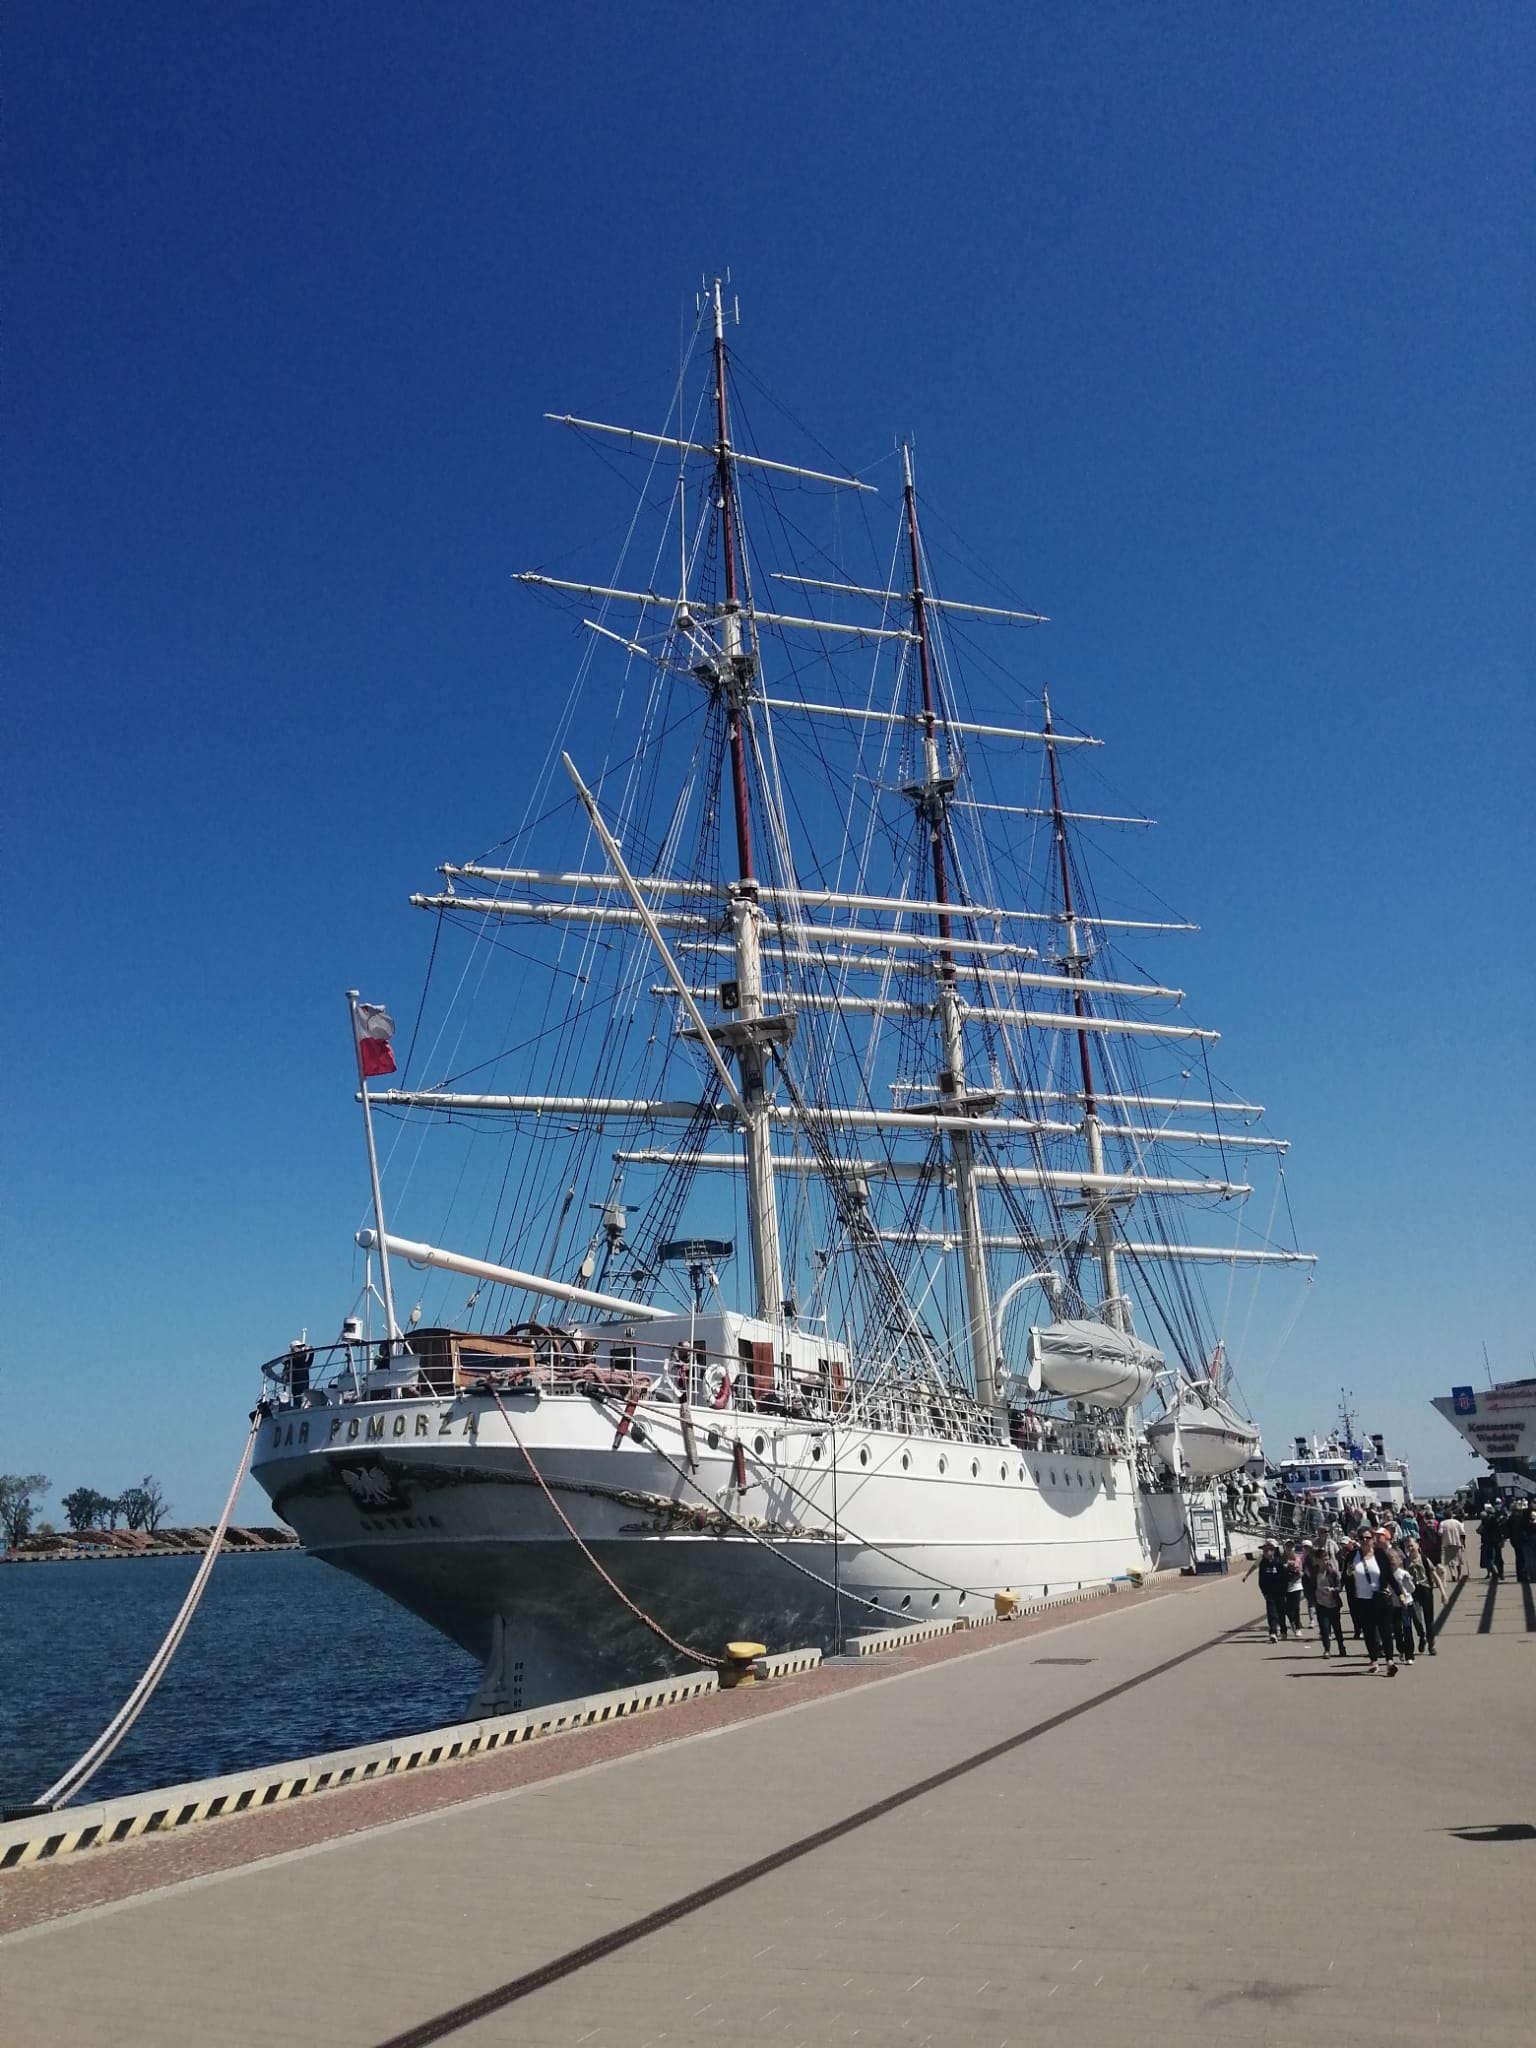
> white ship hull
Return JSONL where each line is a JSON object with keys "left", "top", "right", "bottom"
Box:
{"left": 1431, "top": 1380, "right": 1536, "bottom": 1481}
{"left": 252, "top": 1388, "right": 1157, "bottom": 1707}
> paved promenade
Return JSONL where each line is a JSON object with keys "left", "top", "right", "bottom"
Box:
{"left": 2, "top": 1568, "right": 1531, "bottom": 2046}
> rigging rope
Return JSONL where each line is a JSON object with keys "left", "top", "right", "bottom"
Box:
{"left": 487, "top": 1387, "right": 722, "bottom": 1669}
{"left": 593, "top": 1389, "right": 1024, "bottom": 1612}
{"left": 35, "top": 1410, "right": 262, "bottom": 1811}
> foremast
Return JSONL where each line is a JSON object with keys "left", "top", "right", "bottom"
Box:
{"left": 900, "top": 447, "right": 998, "bottom": 1408}
{"left": 708, "top": 279, "right": 787, "bottom": 1323}
{"left": 1043, "top": 694, "right": 1127, "bottom": 1335}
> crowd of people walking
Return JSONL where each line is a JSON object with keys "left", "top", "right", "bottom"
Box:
{"left": 1244, "top": 1500, "right": 1494, "bottom": 1675}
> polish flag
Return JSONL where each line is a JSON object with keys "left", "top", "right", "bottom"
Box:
{"left": 355, "top": 1002, "right": 397, "bottom": 1078}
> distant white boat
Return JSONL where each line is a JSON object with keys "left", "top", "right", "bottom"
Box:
{"left": 1277, "top": 1397, "right": 1411, "bottom": 1514}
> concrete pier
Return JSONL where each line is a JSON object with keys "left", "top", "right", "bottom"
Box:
{"left": 2, "top": 1569, "right": 1530, "bottom": 2045}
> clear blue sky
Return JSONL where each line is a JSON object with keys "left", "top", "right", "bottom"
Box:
{"left": 6, "top": 3, "right": 1532, "bottom": 1517}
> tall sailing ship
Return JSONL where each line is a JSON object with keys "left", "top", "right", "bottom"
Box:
{"left": 249, "top": 284, "right": 1314, "bottom": 1710}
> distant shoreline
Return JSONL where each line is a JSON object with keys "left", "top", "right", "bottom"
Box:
{"left": 1, "top": 1529, "right": 299, "bottom": 1566}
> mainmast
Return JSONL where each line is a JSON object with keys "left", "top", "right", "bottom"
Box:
{"left": 708, "top": 279, "right": 787, "bottom": 1322}
{"left": 901, "top": 445, "right": 998, "bottom": 1407}
{"left": 1043, "top": 693, "right": 1127, "bottom": 1334}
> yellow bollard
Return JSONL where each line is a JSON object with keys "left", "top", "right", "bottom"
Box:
{"left": 720, "top": 1640, "right": 767, "bottom": 1688}
{"left": 993, "top": 1589, "right": 1019, "bottom": 1620}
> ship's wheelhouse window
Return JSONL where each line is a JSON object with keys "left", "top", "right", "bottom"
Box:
{"left": 610, "top": 1343, "right": 635, "bottom": 1373}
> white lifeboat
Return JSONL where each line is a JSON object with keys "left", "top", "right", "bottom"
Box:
{"left": 1024, "top": 1320, "right": 1162, "bottom": 1409}
{"left": 1148, "top": 1386, "right": 1261, "bottom": 1477}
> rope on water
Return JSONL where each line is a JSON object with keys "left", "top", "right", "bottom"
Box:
{"left": 36, "top": 1409, "right": 263, "bottom": 1811}
{"left": 488, "top": 1387, "right": 722, "bottom": 1669}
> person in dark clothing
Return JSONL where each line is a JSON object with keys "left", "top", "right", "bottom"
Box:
{"left": 1480, "top": 1508, "right": 1506, "bottom": 1579}
{"left": 1284, "top": 1546, "right": 1305, "bottom": 1635}
{"left": 1246, "top": 1541, "right": 1290, "bottom": 1640}
{"left": 1349, "top": 1531, "right": 1398, "bottom": 1674}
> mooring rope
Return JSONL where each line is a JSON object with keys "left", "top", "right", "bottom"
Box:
{"left": 488, "top": 1387, "right": 722, "bottom": 1669}
{"left": 35, "top": 1410, "right": 263, "bottom": 1811}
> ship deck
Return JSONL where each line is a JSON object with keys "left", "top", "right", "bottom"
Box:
{"left": 3, "top": 1568, "right": 1532, "bottom": 2045}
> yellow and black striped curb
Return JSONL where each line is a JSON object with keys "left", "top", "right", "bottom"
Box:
{"left": 849, "top": 1574, "right": 1132, "bottom": 1656}
{"left": 1, "top": 1647, "right": 822, "bottom": 1872}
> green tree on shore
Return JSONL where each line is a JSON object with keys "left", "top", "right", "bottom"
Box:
{"left": 0, "top": 1474, "right": 50, "bottom": 1547}
{"left": 61, "top": 1487, "right": 123, "bottom": 1532}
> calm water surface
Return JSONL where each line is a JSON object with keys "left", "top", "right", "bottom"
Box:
{"left": 0, "top": 1554, "right": 478, "bottom": 1808}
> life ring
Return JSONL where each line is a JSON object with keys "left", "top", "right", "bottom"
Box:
{"left": 704, "top": 1363, "right": 732, "bottom": 1407}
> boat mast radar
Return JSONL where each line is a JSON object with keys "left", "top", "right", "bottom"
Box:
{"left": 658, "top": 1238, "right": 735, "bottom": 1310}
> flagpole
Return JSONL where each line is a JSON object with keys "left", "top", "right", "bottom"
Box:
{"left": 348, "top": 988, "right": 401, "bottom": 1347}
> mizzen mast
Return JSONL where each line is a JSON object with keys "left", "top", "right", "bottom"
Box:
{"left": 1043, "top": 691, "right": 1127, "bottom": 1334}
{"left": 900, "top": 444, "right": 998, "bottom": 1407}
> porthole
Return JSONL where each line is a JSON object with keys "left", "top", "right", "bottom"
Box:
{"left": 901, "top": 1451, "right": 911, "bottom": 1470}
{"left": 753, "top": 1434, "right": 766, "bottom": 1455}
{"left": 859, "top": 1447, "right": 870, "bottom": 1467}
{"left": 938, "top": 1455, "right": 948, "bottom": 1475}
{"left": 971, "top": 1459, "right": 980, "bottom": 1478}
{"left": 707, "top": 1430, "right": 720, "bottom": 1450}
{"left": 811, "top": 1442, "right": 823, "bottom": 1462}
{"left": 1049, "top": 1469, "right": 1057, "bottom": 1486}
{"left": 631, "top": 1422, "right": 646, "bottom": 1444}
{"left": 959, "top": 1591, "right": 967, "bottom": 1606}
{"left": 1001, "top": 1463, "right": 1009, "bottom": 1481}
{"left": 931, "top": 1593, "right": 941, "bottom": 1608}
{"left": 901, "top": 1593, "right": 912, "bottom": 1611}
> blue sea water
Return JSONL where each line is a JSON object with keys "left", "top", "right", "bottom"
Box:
{"left": 0, "top": 1553, "right": 479, "bottom": 1810}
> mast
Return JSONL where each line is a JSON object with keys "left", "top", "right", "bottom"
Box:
{"left": 1043, "top": 696, "right": 1127, "bottom": 1333}
{"left": 709, "top": 278, "right": 785, "bottom": 1322}
{"left": 901, "top": 444, "right": 998, "bottom": 1407}
{"left": 347, "top": 989, "right": 401, "bottom": 1349}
